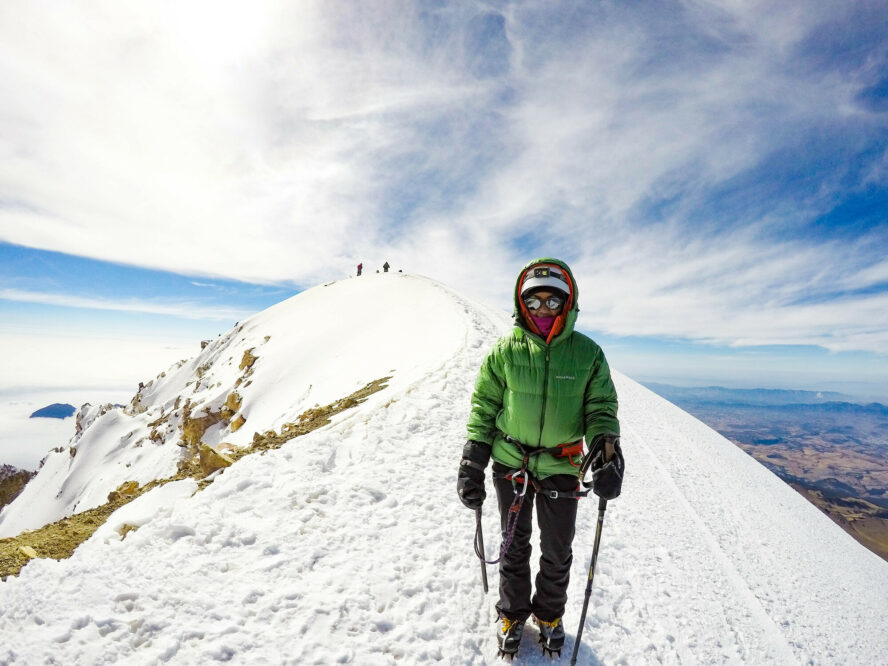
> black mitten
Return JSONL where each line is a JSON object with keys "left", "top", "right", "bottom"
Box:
{"left": 457, "top": 440, "right": 491, "bottom": 509}
{"left": 582, "top": 434, "right": 625, "bottom": 500}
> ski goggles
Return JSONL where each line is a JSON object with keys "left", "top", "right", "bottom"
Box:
{"left": 523, "top": 294, "right": 565, "bottom": 311}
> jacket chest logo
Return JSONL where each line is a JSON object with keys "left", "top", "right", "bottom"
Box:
{"left": 555, "top": 375, "right": 576, "bottom": 380}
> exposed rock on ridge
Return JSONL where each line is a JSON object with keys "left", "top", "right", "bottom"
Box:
{"left": 0, "top": 465, "right": 35, "bottom": 511}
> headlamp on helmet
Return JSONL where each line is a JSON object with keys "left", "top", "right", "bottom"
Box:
{"left": 520, "top": 265, "right": 569, "bottom": 297}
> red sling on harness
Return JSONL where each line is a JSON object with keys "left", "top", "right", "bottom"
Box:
{"left": 551, "top": 440, "right": 583, "bottom": 465}
{"left": 503, "top": 435, "right": 584, "bottom": 467}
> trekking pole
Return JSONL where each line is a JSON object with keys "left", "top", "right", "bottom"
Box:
{"left": 570, "top": 497, "right": 608, "bottom": 666}
{"left": 475, "top": 508, "right": 489, "bottom": 593}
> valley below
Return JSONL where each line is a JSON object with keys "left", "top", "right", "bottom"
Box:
{"left": 645, "top": 385, "right": 888, "bottom": 562}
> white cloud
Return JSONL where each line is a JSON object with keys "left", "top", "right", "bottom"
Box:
{"left": 1, "top": 1, "right": 886, "bottom": 353}
{"left": 0, "top": 289, "right": 252, "bottom": 321}
{"left": 0, "top": 331, "right": 194, "bottom": 394}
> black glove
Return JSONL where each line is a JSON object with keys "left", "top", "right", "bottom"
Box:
{"left": 457, "top": 440, "right": 491, "bottom": 509}
{"left": 581, "top": 434, "right": 624, "bottom": 500}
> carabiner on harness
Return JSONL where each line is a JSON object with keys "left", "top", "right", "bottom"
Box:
{"left": 511, "top": 473, "right": 530, "bottom": 498}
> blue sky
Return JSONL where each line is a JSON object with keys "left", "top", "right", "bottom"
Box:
{"left": 1, "top": 1, "right": 887, "bottom": 400}
{"left": 0, "top": 242, "right": 293, "bottom": 327}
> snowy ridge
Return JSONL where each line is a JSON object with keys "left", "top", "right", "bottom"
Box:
{"left": 1, "top": 273, "right": 887, "bottom": 665}
{"left": 0, "top": 273, "right": 474, "bottom": 538}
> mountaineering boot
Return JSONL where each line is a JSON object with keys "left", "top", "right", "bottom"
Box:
{"left": 534, "top": 616, "right": 565, "bottom": 657}
{"left": 496, "top": 617, "right": 525, "bottom": 659}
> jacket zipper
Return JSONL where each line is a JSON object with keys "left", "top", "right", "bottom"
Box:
{"left": 537, "top": 345, "right": 550, "bottom": 448}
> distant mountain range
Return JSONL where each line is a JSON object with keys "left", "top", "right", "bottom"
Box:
{"left": 641, "top": 383, "right": 886, "bottom": 408}
{"left": 644, "top": 382, "right": 888, "bottom": 561}
{"left": 29, "top": 403, "right": 76, "bottom": 419}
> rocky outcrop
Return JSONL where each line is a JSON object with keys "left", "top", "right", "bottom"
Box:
{"left": 74, "top": 403, "right": 115, "bottom": 438}
{"left": 223, "top": 392, "right": 242, "bottom": 416}
{"left": 106, "top": 481, "right": 140, "bottom": 503}
{"left": 239, "top": 349, "right": 257, "bottom": 371}
{"left": 235, "top": 349, "right": 259, "bottom": 389}
{"left": 0, "top": 465, "right": 35, "bottom": 511}
{"left": 182, "top": 411, "right": 224, "bottom": 448}
{"left": 129, "top": 381, "right": 154, "bottom": 414}
{"left": 1, "top": 375, "right": 393, "bottom": 580}
{"left": 198, "top": 444, "right": 233, "bottom": 476}
{"left": 180, "top": 400, "right": 226, "bottom": 449}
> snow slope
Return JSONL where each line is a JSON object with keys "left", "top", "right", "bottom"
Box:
{"left": 0, "top": 273, "right": 470, "bottom": 537}
{"left": 1, "top": 272, "right": 886, "bottom": 665}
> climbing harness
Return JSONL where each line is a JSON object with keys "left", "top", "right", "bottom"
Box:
{"left": 475, "top": 437, "right": 589, "bottom": 566}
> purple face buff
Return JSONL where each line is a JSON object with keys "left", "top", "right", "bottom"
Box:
{"left": 531, "top": 314, "right": 556, "bottom": 337}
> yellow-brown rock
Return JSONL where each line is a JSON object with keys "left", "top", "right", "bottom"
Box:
{"left": 198, "top": 443, "right": 233, "bottom": 476}
{"left": 230, "top": 414, "right": 246, "bottom": 432}
{"left": 225, "top": 392, "right": 242, "bottom": 413}
{"left": 107, "top": 480, "right": 140, "bottom": 503}
{"left": 119, "top": 480, "right": 139, "bottom": 495}
{"left": 183, "top": 412, "right": 223, "bottom": 447}
{"left": 239, "top": 349, "right": 257, "bottom": 371}
{"left": 216, "top": 442, "right": 239, "bottom": 455}
{"left": 117, "top": 524, "right": 139, "bottom": 539}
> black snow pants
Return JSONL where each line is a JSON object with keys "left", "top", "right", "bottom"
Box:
{"left": 493, "top": 462, "right": 579, "bottom": 623}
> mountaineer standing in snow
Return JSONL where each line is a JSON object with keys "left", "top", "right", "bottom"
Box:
{"left": 458, "top": 258, "right": 623, "bottom": 658}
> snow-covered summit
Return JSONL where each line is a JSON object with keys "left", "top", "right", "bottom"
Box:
{"left": 1, "top": 272, "right": 886, "bottom": 664}
{"left": 0, "top": 272, "right": 494, "bottom": 538}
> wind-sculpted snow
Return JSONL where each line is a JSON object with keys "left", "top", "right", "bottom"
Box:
{"left": 0, "top": 273, "right": 886, "bottom": 664}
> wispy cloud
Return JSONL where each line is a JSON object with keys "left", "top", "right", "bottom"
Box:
{"left": 0, "top": 1, "right": 886, "bottom": 352}
{"left": 0, "top": 289, "right": 253, "bottom": 322}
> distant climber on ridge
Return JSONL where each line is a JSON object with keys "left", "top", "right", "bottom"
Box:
{"left": 458, "top": 258, "right": 625, "bottom": 658}
{"left": 383, "top": 261, "right": 390, "bottom": 273}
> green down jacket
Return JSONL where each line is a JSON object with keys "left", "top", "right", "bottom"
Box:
{"left": 466, "top": 258, "right": 620, "bottom": 479}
